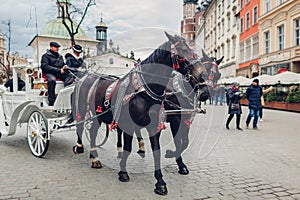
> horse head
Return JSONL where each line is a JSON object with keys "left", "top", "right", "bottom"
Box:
{"left": 198, "top": 49, "right": 223, "bottom": 101}
{"left": 165, "top": 32, "right": 209, "bottom": 88}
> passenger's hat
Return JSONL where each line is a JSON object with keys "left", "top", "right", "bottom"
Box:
{"left": 50, "top": 41, "right": 60, "bottom": 48}
{"left": 253, "top": 78, "right": 259, "bottom": 84}
{"left": 72, "top": 44, "right": 83, "bottom": 53}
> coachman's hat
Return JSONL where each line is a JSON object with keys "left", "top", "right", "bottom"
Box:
{"left": 72, "top": 44, "right": 83, "bottom": 53}
{"left": 50, "top": 42, "right": 60, "bottom": 48}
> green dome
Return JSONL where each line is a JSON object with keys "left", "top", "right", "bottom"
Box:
{"left": 40, "top": 19, "right": 86, "bottom": 39}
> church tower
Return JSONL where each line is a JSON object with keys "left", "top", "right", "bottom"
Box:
{"left": 96, "top": 17, "right": 108, "bottom": 55}
{"left": 181, "top": 0, "right": 199, "bottom": 49}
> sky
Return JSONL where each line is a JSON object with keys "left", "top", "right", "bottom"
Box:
{"left": 0, "top": 0, "right": 183, "bottom": 59}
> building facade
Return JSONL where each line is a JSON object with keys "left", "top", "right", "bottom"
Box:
{"left": 259, "top": 0, "right": 300, "bottom": 75}
{"left": 202, "top": 0, "right": 239, "bottom": 78}
{"left": 238, "top": 0, "right": 260, "bottom": 78}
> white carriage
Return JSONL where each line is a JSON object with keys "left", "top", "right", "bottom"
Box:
{"left": 0, "top": 64, "right": 74, "bottom": 157}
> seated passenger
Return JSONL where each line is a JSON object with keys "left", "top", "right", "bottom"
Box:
{"left": 4, "top": 72, "right": 25, "bottom": 92}
{"left": 65, "top": 44, "right": 85, "bottom": 77}
{"left": 41, "top": 42, "right": 73, "bottom": 106}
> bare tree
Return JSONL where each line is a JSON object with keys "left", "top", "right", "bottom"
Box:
{"left": 56, "top": 0, "right": 96, "bottom": 46}
{"left": 0, "top": 20, "right": 13, "bottom": 80}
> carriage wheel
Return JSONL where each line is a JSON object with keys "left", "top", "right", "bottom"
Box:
{"left": 27, "top": 111, "right": 49, "bottom": 157}
{"left": 85, "top": 124, "right": 109, "bottom": 147}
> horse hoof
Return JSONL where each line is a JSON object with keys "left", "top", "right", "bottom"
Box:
{"left": 154, "top": 183, "right": 168, "bottom": 195}
{"left": 137, "top": 150, "right": 145, "bottom": 158}
{"left": 178, "top": 166, "right": 189, "bottom": 175}
{"left": 118, "top": 171, "right": 130, "bottom": 182}
{"left": 72, "top": 145, "right": 84, "bottom": 154}
{"left": 91, "top": 160, "right": 102, "bottom": 169}
{"left": 165, "top": 150, "right": 175, "bottom": 158}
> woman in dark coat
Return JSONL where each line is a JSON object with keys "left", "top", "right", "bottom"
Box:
{"left": 226, "top": 82, "right": 243, "bottom": 130}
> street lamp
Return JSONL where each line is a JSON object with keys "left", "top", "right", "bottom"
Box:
{"left": 26, "top": 5, "right": 39, "bottom": 70}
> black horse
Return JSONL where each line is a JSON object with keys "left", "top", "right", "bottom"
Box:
{"left": 116, "top": 50, "right": 223, "bottom": 175}
{"left": 71, "top": 32, "right": 210, "bottom": 195}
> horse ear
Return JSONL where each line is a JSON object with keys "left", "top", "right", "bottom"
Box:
{"left": 202, "top": 49, "right": 210, "bottom": 61}
{"left": 165, "top": 31, "right": 177, "bottom": 44}
{"left": 216, "top": 56, "right": 224, "bottom": 65}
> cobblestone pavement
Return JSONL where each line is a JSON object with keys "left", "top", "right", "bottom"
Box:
{"left": 0, "top": 105, "right": 300, "bottom": 199}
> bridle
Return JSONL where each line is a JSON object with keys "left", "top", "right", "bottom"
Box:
{"left": 202, "top": 60, "right": 220, "bottom": 84}
{"left": 170, "top": 41, "right": 205, "bottom": 84}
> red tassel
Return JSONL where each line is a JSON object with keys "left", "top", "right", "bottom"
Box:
{"left": 184, "top": 119, "right": 192, "bottom": 128}
{"left": 109, "top": 121, "right": 118, "bottom": 131}
{"left": 96, "top": 106, "right": 103, "bottom": 113}
{"left": 76, "top": 113, "right": 81, "bottom": 121}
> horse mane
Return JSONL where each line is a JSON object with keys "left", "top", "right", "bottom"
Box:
{"left": 141, "top": 42, "right": 172, "bottom": 66}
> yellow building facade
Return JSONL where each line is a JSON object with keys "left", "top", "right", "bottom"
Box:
{"left": 259, "top": 0, "right": 300, "bottom": 75}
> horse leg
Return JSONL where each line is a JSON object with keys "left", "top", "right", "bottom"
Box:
{"left": 118, "top": 132, "right": 133, "bottom": 182}
{"left": 117, "top": 127, "right": 123, "bottom": 158}
{"left": 167, "top": 116, "right": 189, "bottom": 175}
{"left": 135, "top": 128, "right": 145, "bottom": 158}
{"left": 89, "top": 119, "right": 102, "bottom": 169}
{"left": 73, "top": 123, "right": 84, "bottom": 154}
{"left": 149, "top": 132, "right": 168, "bottom": 195}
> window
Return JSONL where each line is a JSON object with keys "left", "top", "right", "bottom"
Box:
{"left": 278, "top": 25, "right": 284, "bottom": 50}
{"left": 240, "top": 0, "right": 244, "bottom": 8}
{"left": 227, "top": 0, "right": 231, "bottom": 8}
{"left": 246, "top": 12, "right": 250, "bottom": 30}
{"left": 232, "top": 38, "right": 236, "bottom": 58}
{"left": 109, "top": 58, "right": 114, "bottom": 64}
{"left": 241, "top": 18, "right": 244, "bottom": 33}
{"left": 246, "top": 0, "right": 250, "bottom": 4}
{"left": 227, "top": 40, "right": 231, "bottom": 60}
{"left": 252, "top": 36, "right": 258, "bottom": 58}
{"left": 266, "top": 0, "right": 270, "bottom": 12}
{"left": 296, "top": 19, "right": 300, "bottom": 46}
{"left": 222, "top": 0, "right": 224, "bottom": 14}
{"left": 253, "top": 6, "right": 258, "bottom": 25}
{"left": 240, "top": 43, "right": 245, "bottom": 63}
{"left": 228, "top": 16, "right": 231, "bottom": 31}
{"left": 279, "top": 0, "right": 284, "bottom": 5}
{"left": 246, "top": 39, "right": 251, "bottom": 61}
{"left": 222, "top": 21, "right": 225, "bottom": 35}
{"left": 265, "top": 31, "right": 270, "bottom": 54}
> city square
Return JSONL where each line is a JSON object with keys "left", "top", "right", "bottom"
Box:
{"left": 0, "top": 105, "right": 300, "bottom": 199}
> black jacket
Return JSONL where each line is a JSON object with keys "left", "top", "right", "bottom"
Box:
{"left": 246, "top": 84, "right": 263, "bottom": 109}
{"left": 227, "top": 88, "right": 242, "bottom": 114}
{"left": 4, "top": 78, "right": 25, "bottom": 92}
{"left": 41, "top": 50, "right": 65, "bottom": 74}
{"left": 65, "top": 53, "right": 84, "bottom": 70}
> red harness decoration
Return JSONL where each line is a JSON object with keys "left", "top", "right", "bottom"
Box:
{"left": 184, "top": 119, "right": 192, "bottom": 128}
{"left": 76, "top": 113, "right": 82, "bottom": 121}
{"left": 109, "top": 121, "right": 118, "bottom": 131}
{"left": 96, "top": 106, "right": 103, "bottom": 113}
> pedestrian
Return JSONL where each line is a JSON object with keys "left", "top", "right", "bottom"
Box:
{"left": 218, "top": 84, "right": 226, "bottom": 106}
{"left": 4, "top": 72, "right": 25, "bottom": 92}
{"left": 213, "top": 86, "right": 219, "bottom": 105}
{"left": 245, "top": 79, "right": 263, "bottom": 129}
{"left": 65, "top": 44, "right": 86, "bottom": 77}
{"left": 259, "top": 86, "right": 273, "bottom": 122}
{"left": 225, "top": 82, "right": 243, "bottom": 131}
{"left": 41, "top": 42, "right": 73, "bottom": 106}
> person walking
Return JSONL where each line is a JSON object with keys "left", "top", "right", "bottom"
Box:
{"left": 218, "top": 84, "right": 226, "bottom": 106}
{"left": 41, "top": 42, "right": 73, "bottom": 106}
{"left": 245, "top": 79, "right": 263, "bottom": 129}
{"left": 225, "top": 82, "right": 243, "bottom": 131}
{"left": 259, "top": 86, "right": 273, "bottom": 122}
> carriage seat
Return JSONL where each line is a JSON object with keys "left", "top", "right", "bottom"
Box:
{"left": 33, "top": 73, "right": 64, "bottom": 93}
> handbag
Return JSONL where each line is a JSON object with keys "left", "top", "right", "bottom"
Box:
{"left": 231, "top": 103, "right": 239, "bottom": 110}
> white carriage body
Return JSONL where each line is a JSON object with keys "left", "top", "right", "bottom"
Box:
{"left": 0, "top": 64, "right": 74, "bottom": 137}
